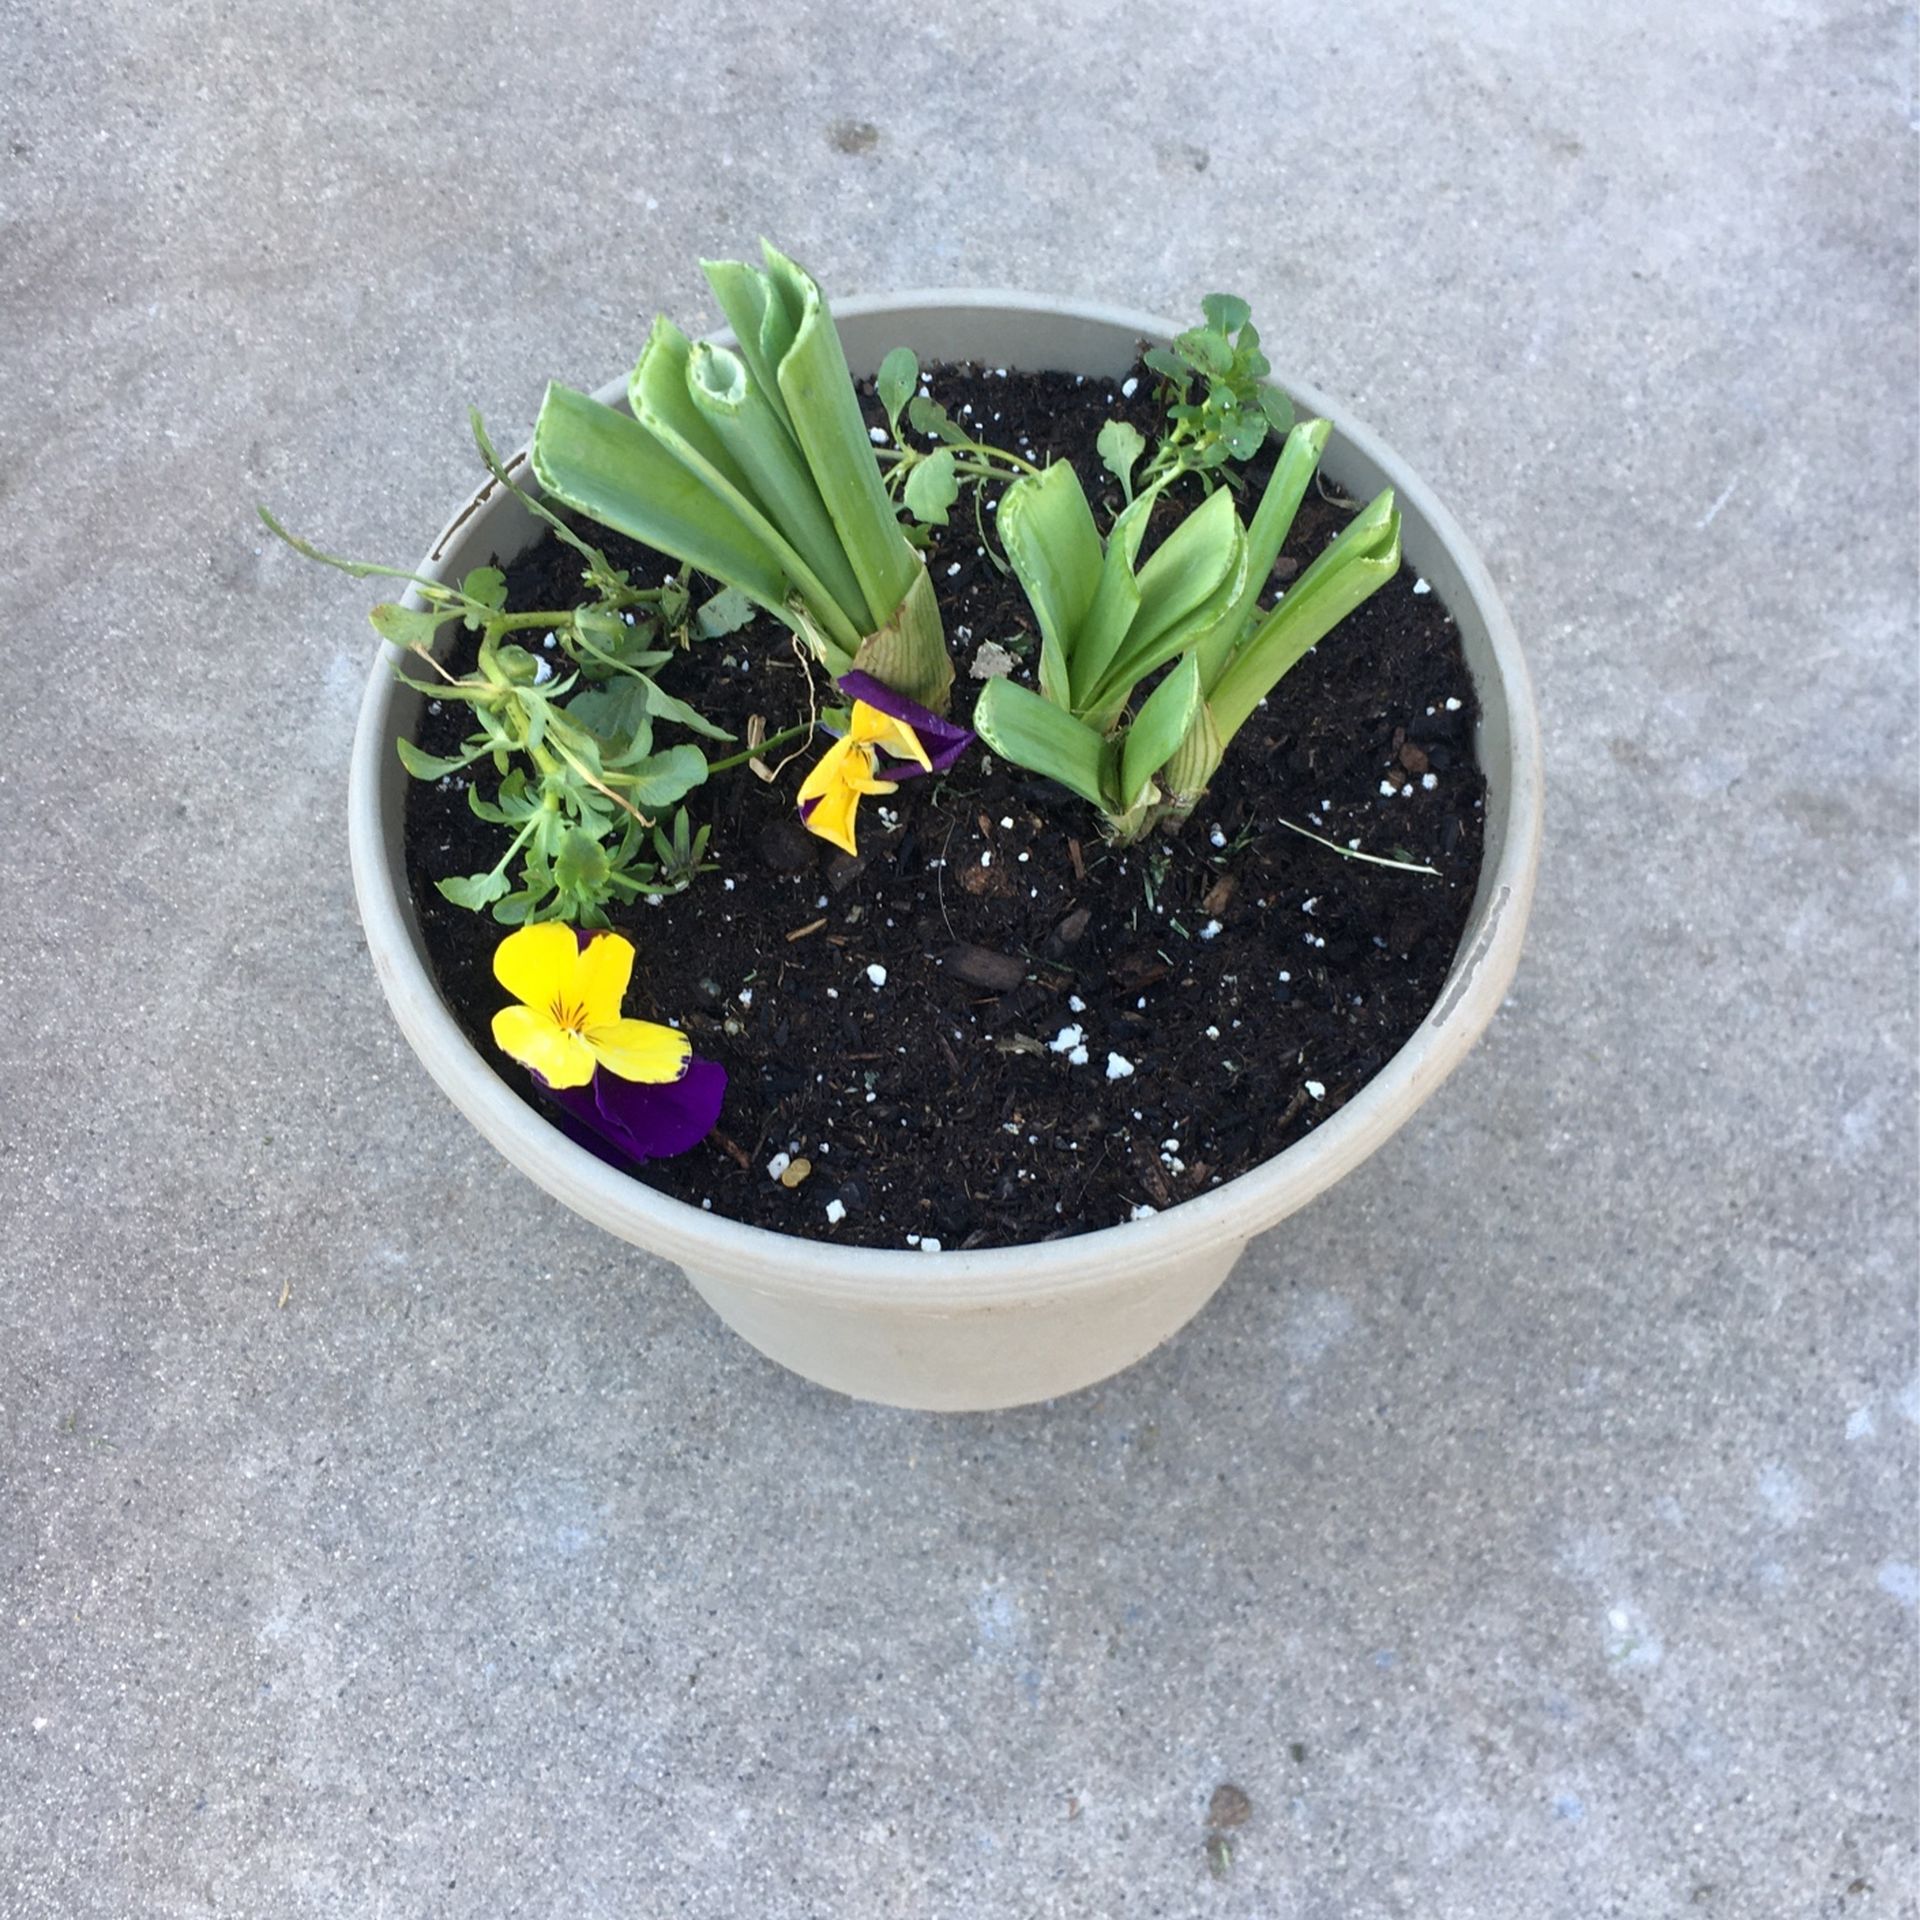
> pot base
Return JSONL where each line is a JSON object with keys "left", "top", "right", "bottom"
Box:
{"left": 679, "top": 1242, "right": 1247, "bottom": 1410}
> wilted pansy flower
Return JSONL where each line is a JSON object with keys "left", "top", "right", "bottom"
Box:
{"left": 796, "top": 670, "right": 974, "bottom": 856}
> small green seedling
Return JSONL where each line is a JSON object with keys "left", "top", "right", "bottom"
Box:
{"left": 261, "top": 417, "right": 735, "bottom": 925}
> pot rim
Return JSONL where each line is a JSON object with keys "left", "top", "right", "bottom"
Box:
{"left": 349, "top": 289, "right": 1542, "bottom": 1308}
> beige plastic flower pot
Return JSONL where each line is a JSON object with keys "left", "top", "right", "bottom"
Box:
{"left": 348, "top": 293, "right": 1543, "bottom": 1411}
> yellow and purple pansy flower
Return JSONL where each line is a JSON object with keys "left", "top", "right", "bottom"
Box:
{"left": 796, "top": 671, "right": 974, "bottom": 856}
{"left": 489, "top": 921, "right": 725, "bottom": 1162}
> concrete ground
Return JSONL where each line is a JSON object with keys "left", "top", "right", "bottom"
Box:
{"left": 2, "top": 1, "right": 1914, "bottom": 1913}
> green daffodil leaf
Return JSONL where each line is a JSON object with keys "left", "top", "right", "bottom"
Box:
{"left": 1119, "top": 654, "right": 1203, "bottom": 811}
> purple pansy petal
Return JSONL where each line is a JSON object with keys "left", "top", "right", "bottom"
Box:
{"left": 540, "top": 1057, "right": 728, "bottom": 1165}
{"left": 836, "top": 670, "right": 975, "bottom": 779}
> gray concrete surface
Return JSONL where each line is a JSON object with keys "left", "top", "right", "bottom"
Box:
{"left": 2, "top": 1, "right": 1915, "bottom": 1913}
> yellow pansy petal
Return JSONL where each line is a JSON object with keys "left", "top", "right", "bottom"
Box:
{"left": 847, "top": 702, "right": 896, "bottom": 745}
{"left": 874, "top": 716, "right": 933, "bottom": 771}
{"left": 493, "top": 920, "right": 581, "bottom": 1009}
{"left": 574, "top": 931, "right": 635, "bottom": 1027}
{"left": 797, "top": 735, "right": 859, "bottom": 805}
{"left": 586, "top": 1017, "right": 691, "bottom": 1084}
{"left": 845, "top": 766, "right": 901, "bottom": 796}
{"left": 492, "top": 1004, "right": 597, "bottom": 1088}
{"left": 801, "top": 781, "right": 863, "bottom": 856}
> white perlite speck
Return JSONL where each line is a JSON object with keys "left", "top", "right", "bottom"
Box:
{"left": 1106, "top": 1053, "right": 1135, "bottom": 1081}
{"left": 1050, "top": 1024, "right": 1084, "bottom": 1054}
{"left": 1305, "top": 1080, "right": 1325, "bottom": 1099}
{"left": 1422, "top": 772, "right": 1438, "bottom": 789}
{"left": 1199, "top": 919, "right": 1223, "bottom": 940}
{"left": 1209, "top": 824, "right": 1227, "bottom": 848}
{"left": 1412, "top": 576, "right": 1431, "bottom": 595}
{"left": 868, "top": 427, "right": 886, "bottom": 444}
{"left": 1445, "top": 696, "right": 1462, "bottom": 710}
{"left": 766, "top": 1152, "right": 791, "bottom": 1181}
{"left": 1129, "top": 1203, "right": 1157, "bottom": 1222}
{"left": 824, "top": 1198, "right": 847, "bottom": 1225}
{"left": 918, "top": 1236, "right": 943, "bottom": 1254}
{"left": 866, "top": 963, "right": 888, "bottom": 988}
{"left": 1068, "top": 994, "right": 1086, "bottom": 1013}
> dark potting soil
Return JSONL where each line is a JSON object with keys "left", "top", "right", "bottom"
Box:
{"left": 402, "top": 361, "right": 1486, "bottom": 1250}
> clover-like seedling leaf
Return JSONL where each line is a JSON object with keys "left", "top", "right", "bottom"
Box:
{"left": 907, "top": 393, "right": 969, "bottom": 446}
{"left": 438, "top": 868, "right": 510, "bottom": 911}
{"left": 635, "top": 673, "right": 735, "bottom": 742}
{"left": 566, "top": 679, "right": 651, "bottom": 747}
{"left": 553, "top": 827, "right": 611, "bottom": 897}
{"left": 1142, "top": 345, "right": 1189, "bottom": 390}
{"left": 1202, "top": 292, "right": 1251, "bottom": 335}
{"left": 1222, "top": 412, "right": 1268, "bottom": 460}
{"left": 903, "top": 446, "right": 959, "bottom": 526}
{"left": 1178, "top": 326, "right": 1233, "bottom": 378}
{"left": 573, "top": 604, "right": 663, "bottom": 668}
{"left": 396, "top": 738, "right": 486, "bottom": 781}
{"left": 492, "top": 886, "right": 541, "bottom": 926}
{"left": 876, "top": 347, "right": 918, "bottom": 439}
{"left": 370, "top": 602, "right": 453, "bottom": 654}
{"left": 623, "top": 744, "right": 709, "bottom": 809}
{"left": 695, "top": 584, "right": 757, "bottom": 638}
{"left": 1259, "top": 386, "right": 1294, "bottom": 433}
{"left": 1096, "top": 420, "right": 1146, "bottom": 503}
{"left": 462, "top": 566, "right": 508, "bottom": 614}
